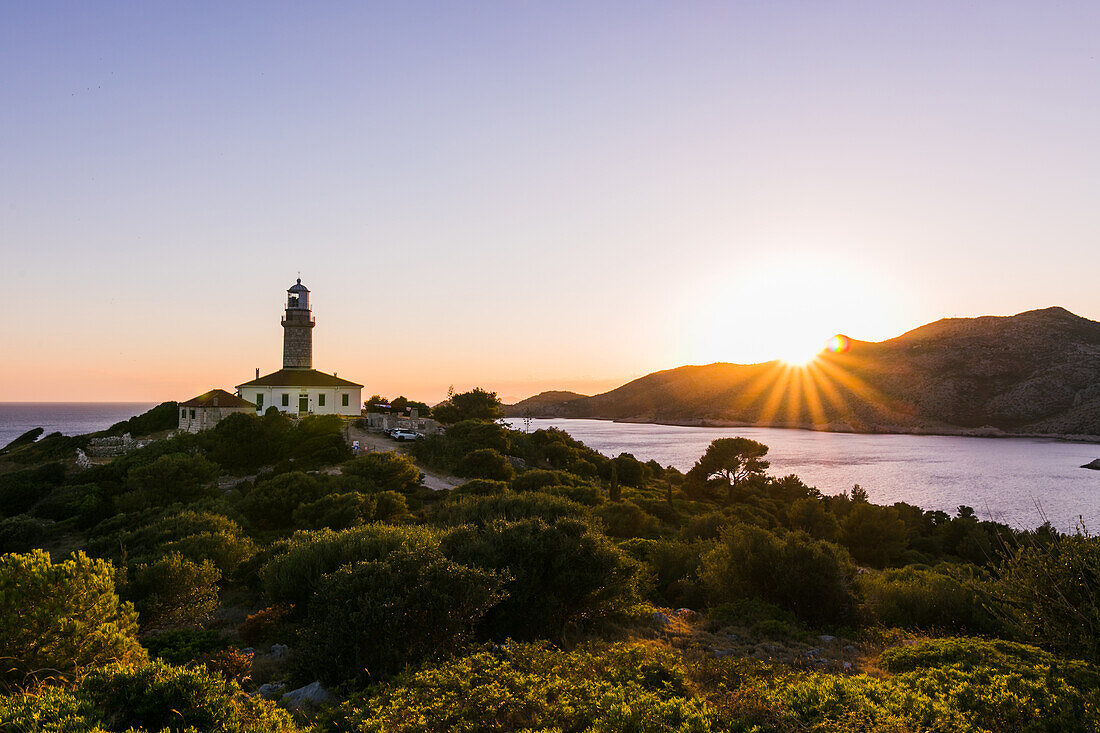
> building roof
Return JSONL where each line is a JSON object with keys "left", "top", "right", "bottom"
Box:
{"left": 236, "top": 368, "right": 363, "bottom": 389}
{"left": 180, "top": 389, "right": 257, "bottom": 408}
{"left": 288, "top": 278, "right": 309, "bottom": 293}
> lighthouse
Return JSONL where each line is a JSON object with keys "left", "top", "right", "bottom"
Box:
{"left": 236, "top": 278, "right": 363, "bottom": 416}
{"left": 281, "top": 278, "right": 315, "bottom": 369}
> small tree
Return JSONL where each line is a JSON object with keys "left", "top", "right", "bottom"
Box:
{"left": 685, "top": 438, "right": 770, "bottom": 504}
{"left": 0, "top": 550, "right": 145, "bottom": 685}
{"left": 455, "top": 449, "right": 515, "bottom": 481}
{"left": 432, "top": 388, "right": 504, "bottom": 425}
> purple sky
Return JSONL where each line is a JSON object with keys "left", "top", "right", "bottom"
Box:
{"left": 3, "top": 2, "right": 1099, "bottom": 402}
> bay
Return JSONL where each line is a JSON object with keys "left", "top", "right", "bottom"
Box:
{"left": 512, "top": 418, "right": 1100, "bottom": 532}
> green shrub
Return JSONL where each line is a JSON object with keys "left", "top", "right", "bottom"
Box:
{"left": 341, "top": 451, "right": 421, "bottom": 492}
{"left": 0, "top": 463, "right": 66, "bottom": 515}
{"left": 144, "top": 628, "right": 230, "bottom": 665}
{"left": 295, "top": 547, "right": 505, "bottom": 685}
{"left": 329, "top": 642, "right": 724, "bottom": 732}
{"left": 89, "top": 509, "right": 255, "bottom": 577}
{"left": 123, "top": 453, "right": 219, "bottom": 508}
{"left": 239, "top": 471, "right": 326, "bottom": 530}
{"left": 432, "top": 492, "right": 588, "bottom": 527}
{"left": 647, "top": 539, "right": 711, "bottom": 609}
{"left": 840, "top": 502, "right": 908, "bottom": 568}
{"left": 0, "top": 550, "right": 144, "bottom": 685}
{"left": 702, "top": 524, "right": 856, "bottom": 626}
{"left": 292, "top": 492, "right": 377, "bottom": 530}
{"left": 261, "top": 524, "right": 441, "bottom": 607}
{"left": 989, "top": 533, "right": 1100, "bottom": 662}
{"left": 125, "top": 553, "right": 221, "bottom": 630}
{"left": 683, "top": 511, "right": 728, "bottom": 541}
{"left": 441, "top": 518, "right": 640, "bottom": 639}
{"left": 107, "top": 401, "right": 180, "bottom": 436}
{"left": 454, "top": 448, "right": 515, "bottom": 481}
{"left": 450, "top": 479, "right": 510, "bottom": 496}
{"left": 511, "top": 469, "right": 562, "bottom": 493}
{"left": 0, "top": 515, "right": 46, "bottom": 553}
{"left": 857, "top": 564, "right": 999, "bottom": 634}
{"left": 597, "top": 501, "right": 661, "bottom": 538}
{"left": 42, "top": 660, "right": 298, "bottom": 732}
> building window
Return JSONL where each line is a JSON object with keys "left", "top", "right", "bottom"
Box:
{"left": 281, "top": 394, "right": 289, "bottom": 407}
{"left": 342, "top": 393, "right": 349, "bottom": 407}
{"left": 256, "top": 393, "right": 264, "bottom": 409}
{"left": 318, "top": 394, "right": 326, "bottom": 407}
{"left": 181, "top": 409, "right": 186, "bottom": 419}
{"left": 190, "top": 409, "right": 196, "bottom": 419}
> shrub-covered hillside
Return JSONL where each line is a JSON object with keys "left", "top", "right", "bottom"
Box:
{"left": 1, "top": 394, "right": 1097, "bottom": 732}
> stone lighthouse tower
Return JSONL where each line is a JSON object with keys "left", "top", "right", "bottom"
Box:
{"left": 281, "top": 278, "right": 315, "bottom": 369}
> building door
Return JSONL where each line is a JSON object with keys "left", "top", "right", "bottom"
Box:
{"left": 299, "top": 396, "right": 309, "bottom": 414}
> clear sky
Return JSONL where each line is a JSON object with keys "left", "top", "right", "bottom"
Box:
{"left": 3, "top": 1, "right": 1099, "bottom": 403}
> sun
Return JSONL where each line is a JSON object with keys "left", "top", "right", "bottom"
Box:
{"left": 777, "top": 341, "right": 824, "bottom": 367}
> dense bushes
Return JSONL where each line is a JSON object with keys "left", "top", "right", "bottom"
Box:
{"left": 261, "top": 524, "right": 440, "bottom": 607}
{"left": 454, "top": 448, "right": 515, "bottom": 480}
{"left": 0, "top": 660, "right": 300, "bottom": 732}
{"left": 124, "top": 552, "right": 221, "bottom": 630}
{"left": 990, "top": 533, "right": 1100, "bottom": 662}
{"left": 702, "top": 524, "right": 856, "bottom": 626}
{"left": 295, "top": 548, "right": 506, "bottom": 684}
{"left": 441, "top": 517, "right": 640, "bottom": 639}
{"left": 858, "top": 564, "right": 999, "bottom": 634}
{"left": 341, "top": 452, "right": 421, "bottom": 492}
{"left": 330, "top": 642, "right": 723, "bottom": 733}
{"left": 0, "top": 550, "right": 144, "bottom": 685}
{"left": 432, "top": 492, "right": 589, "bottom": 526}
{"left": 123, "top": 453, "right": 219, "bottom": 508}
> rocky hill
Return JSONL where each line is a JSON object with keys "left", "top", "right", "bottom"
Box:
{"left": 505, "top": 307, "right": 1100, "bottom": 438}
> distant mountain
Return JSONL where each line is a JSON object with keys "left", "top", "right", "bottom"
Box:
{"left": 508, "top": 391, "right": 588, "bottom": 412}
{"left": 504, "top": 307, "right": 1100, "bottom": 438}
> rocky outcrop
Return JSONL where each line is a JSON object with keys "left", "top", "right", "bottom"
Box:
{"left": 1082, "top": 459, "right": 1100, "bottom": 470}
{"left": 509, "top": 307, "right": 1100, "bottom": 438}
{"left": 281, "top": 681, "right": 330, "bottom": 709}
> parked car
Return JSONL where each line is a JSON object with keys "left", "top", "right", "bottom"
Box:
{"left": 388, "top": 429, "right": 422, "bottom": 441}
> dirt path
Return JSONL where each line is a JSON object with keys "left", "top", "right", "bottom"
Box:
{"left": 346, "top": 422, "right": 460, "bottom": 491}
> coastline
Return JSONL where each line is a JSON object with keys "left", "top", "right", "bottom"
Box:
{"left": 513, "top": 413, "right": 1100, "bottom": 445}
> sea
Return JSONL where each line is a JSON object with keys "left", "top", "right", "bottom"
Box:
{"left": 2, "top": 405, "right": 1097, "bottom": 533}
{"left": 508, "top": 418, "right": 1100, "bottom": 533}
{"left": 0, "top": 403, "right": 157, "bottom": 448}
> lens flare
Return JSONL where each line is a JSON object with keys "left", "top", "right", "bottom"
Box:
{"left": 826, "top": 334, "right": 851, "bottom": 354}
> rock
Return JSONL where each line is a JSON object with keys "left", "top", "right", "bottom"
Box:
{"left": 673, "top": 608, "right": 698, "bottom": 621}
{"left": 257, "top": 682, "right": 284, "bottom": 698}
{"left": 819, "top": 635, "right": 836, "bottom": 643}
{"left": 708, "top": 647, "right": 736, "bottom": 658}
{"left": 268, "top": 643, "right": 288, "bottom": 659}
{"left": 842, "top": 661, "right": 852, "bottom": 671}
{"left": 652, "top": 611, "right": 672, "bottom": 628}
{"left": 75, "top": 448, "right": 93, "bottom": 469}
{"left": 1081, "top": 459, "right": 1100, "bottom": 470}
{"left": 804, "top": 648, "right": 822, "bottom": 656}
{"left": 843, "top": 645, "right": 858, "bottom": 654}
{"left": 281, "top": 681, "right": 330, "bottom": 710}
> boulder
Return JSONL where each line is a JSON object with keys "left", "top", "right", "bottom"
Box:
{"left": 281, "top": 681, "right": 330, "bottom": 710}
{"left": 652, "top": 611, "right": 672, "bottom": 628}
{"left": 819, "top": 634, "right": 836, "bottom": 643}
{"left": 257, "top": 682, "right": 284, "bottom": 698}
{"left": 267, "top": 643, "right": 288, "bottom": 659}
{"left": 1081, "top": 459, "right": 1100, "bottom": 470}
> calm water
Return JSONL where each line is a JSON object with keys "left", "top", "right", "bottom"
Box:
{"left": 511, "top": 418, "right": 1100, "bottom": 532}
{"left": 0, "top": 403, "right": 157, "bottom": 449}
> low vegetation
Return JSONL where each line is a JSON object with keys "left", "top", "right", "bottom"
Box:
{"left": 0, "top": 393, "right": 1097, "bottom": 731}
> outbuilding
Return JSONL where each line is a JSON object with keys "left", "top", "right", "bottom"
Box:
{"left": 178, "top": 389, "right": 257, "bottom": 433}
